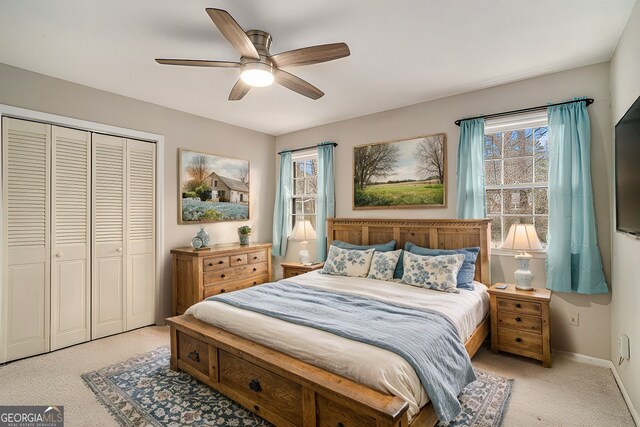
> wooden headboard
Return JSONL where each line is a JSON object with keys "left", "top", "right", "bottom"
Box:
{"left": 327, "top": 218, "right": 491, "bottom": 286}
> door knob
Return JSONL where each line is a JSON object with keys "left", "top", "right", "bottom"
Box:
{"left": 116, "top": 248, "right": 123, "bottom": 253}
{"left": 55, "top": 252, "right": 63, "bottom": 258}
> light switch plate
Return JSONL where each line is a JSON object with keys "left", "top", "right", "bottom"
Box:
{"left": 619, "top": 334, "right": 630, "bottom": 360}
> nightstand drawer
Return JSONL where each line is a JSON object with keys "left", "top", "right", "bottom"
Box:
{"left": 203, "top": 255, "right": 229, "bottom": 271}
{"left": 496, "top": 297, "right": 541, "bottom": 316}
{"left": 497, "top": 312, "right": 542, "bottom": 334}
{"left": 497, "top": 328, "right": 542, "bottom": 354}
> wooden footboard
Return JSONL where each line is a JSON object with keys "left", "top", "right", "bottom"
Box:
{"left": 167, "top": 314, "right": 490, "bottom": 427}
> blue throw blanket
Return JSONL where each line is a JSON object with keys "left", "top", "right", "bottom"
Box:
{"left": 208, "top": 282, "right": 475, "bottom": 422}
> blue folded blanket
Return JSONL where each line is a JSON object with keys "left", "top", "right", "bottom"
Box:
{"left": 209, "top": 282, "right": 475, "bottom": 422}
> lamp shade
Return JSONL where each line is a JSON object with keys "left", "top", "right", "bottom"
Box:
{"left": 291, "top": 219, "right": 317, "bottom": 242}
{"left": 501, "top": 224, "right": 543, "bottom": 251}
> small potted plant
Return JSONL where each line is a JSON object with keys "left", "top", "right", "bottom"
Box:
{"left": 237, "top": 225, "right": 251, "bottom": 245}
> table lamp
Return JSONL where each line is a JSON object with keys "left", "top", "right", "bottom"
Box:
{"left": 291, "top": 219, "right": 317, "bottom": 265}
{"left": 501, "top": 223, "right": 543, "bottom": 290}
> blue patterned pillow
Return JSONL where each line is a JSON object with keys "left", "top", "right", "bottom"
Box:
{"left": 405, "top": 243, "right": 480, "bottom": 290}
{"left": 321, "top": 245, "right": 375, "bottom": 277}
{"left": 366, "top": 250, "right": 402, "bottom": 281}
{"left": 331, "top": 240, "right": 403, "bottom": 279}
{"left": 401, "top": 252, "right": 465, "bottom": 293}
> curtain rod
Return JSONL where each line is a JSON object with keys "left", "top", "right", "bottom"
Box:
{"left": 278, "top": 141, "right": 338, "bottom": 155}
{"left": 454, "top": 98, "right": 594, "bottom": 126}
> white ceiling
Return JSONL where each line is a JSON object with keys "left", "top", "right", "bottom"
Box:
{"left": 0, "top": 0, "right": 635, "bottom": 135}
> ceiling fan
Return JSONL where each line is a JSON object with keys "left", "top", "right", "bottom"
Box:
{"left": 156, "top": 8, "right": 350, "bottom": 101}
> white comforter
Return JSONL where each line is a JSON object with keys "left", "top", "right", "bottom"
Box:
{"left": 186, "top": 271, "right": 489, "bottom": 420}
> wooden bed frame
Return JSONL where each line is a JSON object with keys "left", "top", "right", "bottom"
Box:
{"left": 167, "top": 218, "right": 491, "bottom": 427}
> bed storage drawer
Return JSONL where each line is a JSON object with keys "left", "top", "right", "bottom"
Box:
{"left": 497, "top": 328, "right": 542, "bottom": 354}
{"left": 317, "top": 394, "right": 376, "bottom": 427}
{"left": 496, "top": 297, "right": 541, "bottom": 316}
{"left": 219, "top": 350, "right": 303, "bottom": 425}
{"left": 497, "top": 312, "right": 542, "bottom": 333}
{"left": 177, "top": 331, "right": 209, "bottom": 376}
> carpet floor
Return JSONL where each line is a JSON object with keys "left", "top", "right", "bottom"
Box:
{"left": 0, "top": 326, "right": 635, "bottom": 427}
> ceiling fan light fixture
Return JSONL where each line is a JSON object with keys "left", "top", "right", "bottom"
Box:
{"left": 240, "top": 62, "right": 274, "bottom": 87}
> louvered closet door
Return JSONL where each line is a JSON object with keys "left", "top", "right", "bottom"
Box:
{"left": 92, "top": 134, "right": 126, "bottom": 339}
{"left": 2, "top": 117, "right": 50, "bottom": 361}
{"left": 50, "top": 126, "right": 91, "bottom": 350}
{"left": 126, "top": 139, "right": 156, "bottom": 330}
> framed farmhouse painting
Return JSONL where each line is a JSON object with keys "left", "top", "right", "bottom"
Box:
{"left": 179, "top": 149, "right": 250, "bottom": 223}
{"left": 353, "top": 133, "right": 447, "bottom": 209}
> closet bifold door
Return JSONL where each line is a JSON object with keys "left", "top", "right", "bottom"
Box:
{"left": 92, "top": 134, "right": 126, "bottom": 339}
{"left": 50, "top": 126, "right": 91, "bottom": 350}
{"left": 2, "top": 118, "right": 51, "bottom": 362}
{"left": 126, "top": 139, "right": 155, "bottom": 330}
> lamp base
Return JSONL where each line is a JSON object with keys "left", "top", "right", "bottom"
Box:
{"left": 514, "top": 252, "right": 534, "bottom": 291}
{"left": 299, "top": 248, "right": 311, "bottom": 265}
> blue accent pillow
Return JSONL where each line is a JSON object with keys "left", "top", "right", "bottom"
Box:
{"left": 331, "top": 240, "right": 403, "bottom": 279}
{"left": 404, "top": 242, "right": 480, "bottom": 290}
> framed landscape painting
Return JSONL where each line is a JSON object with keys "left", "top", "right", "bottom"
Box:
{"left": 353, "top": 133, "right": 447, "bottom": 209}
{"left": 178, "top": 149, "right": 250, "bottom": 223}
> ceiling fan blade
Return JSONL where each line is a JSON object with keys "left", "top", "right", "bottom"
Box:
{"left": 155, "top": 59, "right": 241, "bottom": 68}
{"left": 270, "top": 43, "right": 350, "bottom": 68}
{"left": 205, "top": 8, "right": 260, "bottom": 60}
{"left": 229, "top": 79, "right": 251, "bottom": 101}
{"left": 275, "top": 69, "right": 324, "bottom": 100}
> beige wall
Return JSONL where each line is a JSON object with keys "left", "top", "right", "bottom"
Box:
{"left": 276, "top": 62, "right": 613, "bottom": 359}
{"left": 0, "top": 63, "right": 276, "bottom": 320}
{"left": 610, "top": 0, "right": 640, "bottom": 419}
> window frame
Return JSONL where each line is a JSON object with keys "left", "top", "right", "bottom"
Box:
{"left": 484, "top": 116, "right": 549, "bottom": 252}
{"left": 291, "top": 153, "right": 318, "bottom": 233}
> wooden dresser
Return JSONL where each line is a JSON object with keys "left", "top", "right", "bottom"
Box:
{"left": 171, "top": 243, "right": 272, "bottom": 315}
{"left": 488, "top": 283, "right": 552, "bottom": 368}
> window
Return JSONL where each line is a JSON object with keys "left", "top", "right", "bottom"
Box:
{"left": 292, "top": 154, "right": 318, "bottom": 231}
{"left": 484, "top": 115, "right": 549, "bottom": 248}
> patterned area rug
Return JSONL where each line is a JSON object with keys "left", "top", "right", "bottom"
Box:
{"left": 82, "top": 346, "right": 512, "bottom": 427}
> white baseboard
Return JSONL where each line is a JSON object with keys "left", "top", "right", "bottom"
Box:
{"left": 554, "top": 350, "right": 639, "bottom": 425}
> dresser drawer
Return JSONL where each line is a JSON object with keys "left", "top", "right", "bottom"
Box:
{"left": 230, "top": 253, "right": 248, "bottom": 266}
{"left": 177, "top": 331, "right": 209, "bottom": 376}
{"left": 203, "top": 255, "right": 229, "bottom": 271}
{"left": 496, "top": 297, "right": 541, "bottom": 316}
{"left": 497, "top": 312, "right": 542, "bottom": 334}
{"left": 317, "top": 394, "right": 376, "bottom": 427}
{"left": 203, "top": 275, "right": 268, "bottom": 298}
{"left": 204, "top": 263, "right": 268, "bottom": 285}
{"left": 497, "top": 328, "right": 542, "bottom": 354}
{"left": 248, "top": 250, "right": 268, "bottom": 264}
{"left": 219, "top": 350, "right": 302, "bottom": 425}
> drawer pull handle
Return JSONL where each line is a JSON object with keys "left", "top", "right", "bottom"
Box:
{"left": 253, "top": 281, "right": 257, "bottom": 285}
{"left": 515, "top": 337, "right": 523, "bottom": 343}
{"left": 253, "top": 267, "right": 257, "bottom": 272}
{"left": 337, "top": 423, "right": 345, "bottom": 427}
{"left": 237, "top": 257, "right": 242, "bottom": 261}
{"left": 221, "top": 274, "right": 226, "bottom": 278}
{"left": 515, "top": 303, "right": 522, "bottom": 308}
{"left": 208, "top": 262, "right": 213, "bottom": 266}
{"left": 249, "top": 379, "right": 262, "bottom": 392}
{"left": 219, "top": 289, "right": 226, "bottom": 294}
{"left": 253, "top": 256, "right": 258, "bottom": 260}
{"left": 219, "top": 260, "right": 224, "bottom": 264}
{"left": 187, "top": 351, "right": 200, "bottom": 362}
{"left": 515, "top": 317, "right": 522, "bottom": 322}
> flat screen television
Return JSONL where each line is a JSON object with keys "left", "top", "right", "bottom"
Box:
{"left": 615, "top": 95, "right": 640, "bottom": 235}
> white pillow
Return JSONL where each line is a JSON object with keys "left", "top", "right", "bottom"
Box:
{"left": 321, "top": 245, "right": 375, "bottom": 277}
{"left": 367, "top": 250, "right": 403, "bottom": 281}
{"left": 401, "top": 252, "right": 465, "bottom": 293}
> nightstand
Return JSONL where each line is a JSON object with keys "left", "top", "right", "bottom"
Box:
{"left": 281, "top": 262, "right": 324, "bottom": 279}
{"left": 488, "top": 283, "right": 552, "bottom": 368}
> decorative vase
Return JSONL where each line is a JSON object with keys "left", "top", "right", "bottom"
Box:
{"left": 239, "top": 233, "right": 250, "bottom": 245}
{"left": 196, "top": 227, "right": 210, "bottom": 247}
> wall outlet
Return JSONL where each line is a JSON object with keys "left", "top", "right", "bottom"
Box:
{"left": 619, "top": 334, "right": 630, "bottom": 360}
{"left": 569, "top": 312, "right": 579, "bottom": 326}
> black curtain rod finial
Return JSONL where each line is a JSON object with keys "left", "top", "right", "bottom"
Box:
{"left": 454, "top": 98, "right": 594, "bottom": 126}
